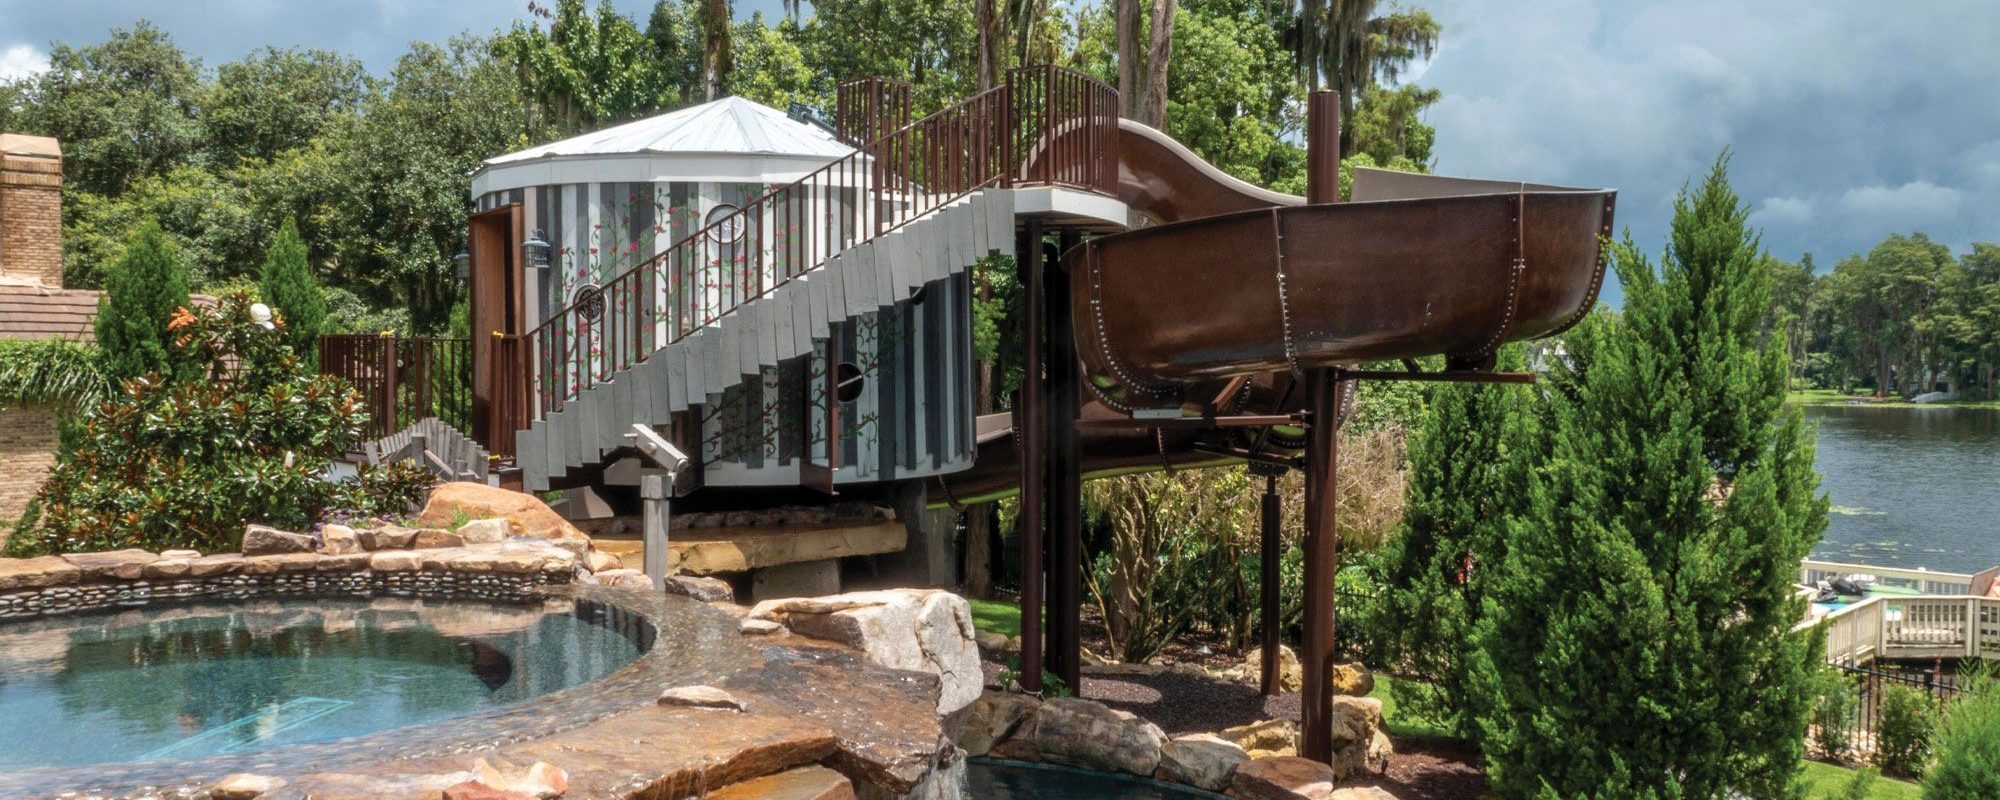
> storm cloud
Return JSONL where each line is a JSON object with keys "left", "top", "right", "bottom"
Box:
{"left": 1419, "top": 0, "right": 2000, "bottom": 272}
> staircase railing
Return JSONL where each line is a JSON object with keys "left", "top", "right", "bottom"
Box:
{"left": 515, "top": 65, "right": 1118, "bottom": 423}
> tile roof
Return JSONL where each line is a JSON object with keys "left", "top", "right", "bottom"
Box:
{"left": 0, "top": 285, "right": 100, "bottom": 341}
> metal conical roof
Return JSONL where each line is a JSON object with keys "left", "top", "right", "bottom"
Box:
{"left": 484, "top": 96, "right": 850, "bottom": 166}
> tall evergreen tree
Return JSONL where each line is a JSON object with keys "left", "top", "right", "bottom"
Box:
{"left": 258, "top": 218, "right": 326, "bottom": 365}
{"left": 1469, "top": 156, "right": 1828, "bottom": 799}
{"left": 1367, "top": 344, "right": 1528, "bottom": 739}
{"left": 95, "top": 220, "right": 192, "bottom": 384}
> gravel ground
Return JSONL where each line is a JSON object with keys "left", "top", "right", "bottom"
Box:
{"left": 980, "top": 656, "right": 1492, "bottom": 799}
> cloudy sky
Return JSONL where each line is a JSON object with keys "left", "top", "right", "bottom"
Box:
{"left": 3, "top": 0, "right": 1996, "bottom": 274}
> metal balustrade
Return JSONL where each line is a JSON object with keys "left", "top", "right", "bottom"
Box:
{"left": 500, "top": 66, "right": 1119, "bottom": 433}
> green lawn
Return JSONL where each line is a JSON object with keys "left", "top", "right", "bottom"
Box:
{"left": 1788, "top": 388, "right": 2000, "bottom": 410}
{"left": 1799, "top": 761, "right": 1922, "bottom": 800}
{"left": 1366, "top": 673, "right": 1457, "bottom": 740}
{"left": 968, "top": 596, "right": 1031, "bottom": 639}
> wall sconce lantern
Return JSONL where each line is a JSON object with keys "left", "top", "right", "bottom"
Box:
{"left": 524, "top": 230, "right": 551, "bottom": 271}
{"left": 453, "top": 248, "right": 471, "bottom": 282}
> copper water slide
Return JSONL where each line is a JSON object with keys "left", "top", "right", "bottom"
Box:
{"left": 934, "top": 119, "right": 1615, "bottom": 504}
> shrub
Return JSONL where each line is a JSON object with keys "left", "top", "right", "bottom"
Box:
{"left": 20, "top": 291, "right": 367, "bottom": 555}
{"left": 258, "top": 218, "right": 327, "bottom": 365}
{"left": 95, "top": 220, "right": 192, "bottom": 384}
{"left": 1839, "top": 767, "right": 1880, "bottom": 800}
{"left": 0, "top": 339, "right": 112, "bottom": 412}
{"left": 1923, "top": 671, "right": 2000, "bottom": 799}
{"left": 1877, "top": 683, "right": 1938, "bottom": 778}
{"left": 326, "top": 461, "right": 438, "bottom": 521}
{"left": 1813, "top": 666, "right": 1861, "bottom": 759}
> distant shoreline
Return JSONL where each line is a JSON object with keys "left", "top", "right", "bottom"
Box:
{"left": 1788, "top": 389, "right": 2000, "bottom": 411}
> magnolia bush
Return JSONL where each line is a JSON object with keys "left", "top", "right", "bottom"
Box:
{"left": 14, "top": 291, "right": 368, "bottom": 555}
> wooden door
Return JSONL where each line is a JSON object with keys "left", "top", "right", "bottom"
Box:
{"left": 468, "top": 205, "right": 524, "bottom": 450}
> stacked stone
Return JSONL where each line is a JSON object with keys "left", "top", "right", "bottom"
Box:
{"left": 0, "top": 525, "right": 585, "bottom": 621}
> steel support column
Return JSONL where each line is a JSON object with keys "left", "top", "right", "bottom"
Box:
{"left": 1256, "top": 467, "right": 1285, "bottom": 696}
{"left": 1017, "top": 217, "right": 1047, "bottom": 694}
{"left": 1300, "top": 369, "right": 1346, "bottom": 763}
{"left": 1048, "top": 229, "right": 1085, "bottom": 690}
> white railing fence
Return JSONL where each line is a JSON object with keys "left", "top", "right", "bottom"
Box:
{"left": 1800, "top": 559, "right": 1984, "bottom": 596}
{"left": 1804, "top": 594, "right": 2000, "bottom": 665}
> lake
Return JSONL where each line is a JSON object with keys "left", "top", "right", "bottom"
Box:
{"left": 1806, "top": 404, "right": 2000, "bottom": 574}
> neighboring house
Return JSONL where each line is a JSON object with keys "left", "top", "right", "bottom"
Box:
{"left": 0, "top": 133, "right": 71, "bottom": 525}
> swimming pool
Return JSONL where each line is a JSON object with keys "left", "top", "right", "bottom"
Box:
{"left": 0, "top": 597, "right": 648, "bottom": 769}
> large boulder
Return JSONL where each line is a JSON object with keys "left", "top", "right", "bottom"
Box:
{"left": 417, "top": 482, "right": 587, "bottom": 543}
{"left": 1326, "top": 696, "right": 1391, "bottom": 781}
{"left": 1224, "top": 644, "right": 1303, "bottom": 692}
{"left": 1219, "top": 718, "right": 1300, "bottom": 759}
{"left": 959, "top": 691, "right": 1040, "bottom": 757}
{"left": 242, "top": 525, "right": 315, "bottom": 555}
{"left": 1229, "top": 756, "right": 1336, "bottom": 800}
{"left": 1156, "top": 733, "right": 1249, "bottom": 792}
{"left": 1032, "top": 697, "right": 1168, "bottom": 776}
{"left": 751, "top": 589, "right": 981, "bottom": 715}
{"left": 1329, "top": 661, "right": 1375, "bottom": 697}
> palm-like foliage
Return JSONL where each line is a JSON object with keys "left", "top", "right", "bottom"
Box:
{"left": 1288, "top": 0, "right": 1439, "bottom": 156}
{"left": 0, "top": 339, "right": 113, "bottom": 412}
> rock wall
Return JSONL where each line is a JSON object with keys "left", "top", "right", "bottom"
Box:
{"left": 0, "top": 543, "right": 579, "bottom": 620}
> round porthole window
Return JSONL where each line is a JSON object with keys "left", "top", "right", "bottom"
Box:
{"left": 834, "top": 361, "right": 865, "bottom": 403}
{"left": 706, "top": 203, "right": 744, "bottom": 244}
{"left": 571, "top": 283, "right": 605, "bottom": 322}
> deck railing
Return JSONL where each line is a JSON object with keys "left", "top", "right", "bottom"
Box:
{"left": 319, "top": 334, "right": 473, "bottom": 440}
{"left": 1807, "top": 594, "right": 2000, "bottom": 665}
{"left": 1801, "top": 559, "right": 1980, "bottom": 596}
{"left": 515, "top": 65, "right": 1119, "bottom": 423}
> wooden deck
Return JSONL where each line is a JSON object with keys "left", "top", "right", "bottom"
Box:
{"left": 1809, "top": 594, "right": 2000, "bottom": 665}
{"left": 589, "top": 520, "right": 907, "bottom": 577}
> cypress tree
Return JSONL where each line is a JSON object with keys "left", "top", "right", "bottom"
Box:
{"left": 1469, "top": 156, "right": 1827, "bottom": 799}
{"left": 95, "top": 220, "right": 192, "bottom": 384}
{"left": 1367, "top": 344, "right": 1528, "bottom": 739}
{"left": 258, "top": 218, "right": 326, "bottom": 365}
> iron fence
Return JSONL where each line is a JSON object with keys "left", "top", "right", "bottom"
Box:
{"left": 318, "top": 334, "right": 472, "bottom": 440}
{"left": 1812, "top": 661, "right": 1962, "bottom": 761}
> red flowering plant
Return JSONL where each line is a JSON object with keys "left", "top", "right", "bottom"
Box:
{"left": 12, "top": 292, "right": 370, "bottom": 555}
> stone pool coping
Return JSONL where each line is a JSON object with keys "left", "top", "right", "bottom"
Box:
{"left": 0, "top": 582, "right": 958, "bottom": 799}
{"left": 0, "top": 541, "right": 582, "bottom": 621}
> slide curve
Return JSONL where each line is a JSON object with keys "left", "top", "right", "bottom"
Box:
{"left": 934, "top": 121, "right": 1615, "bottom": 504}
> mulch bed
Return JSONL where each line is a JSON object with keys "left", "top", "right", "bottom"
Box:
{"left": 980, "top": 655, "right": 1492, "bottom": 799}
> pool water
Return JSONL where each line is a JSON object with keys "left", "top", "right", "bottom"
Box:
{"left": 967, "top": 759, "right": 1226, "bottom": 799}
{"left": 0, "top": 598, "right": 648, "bottom": 769}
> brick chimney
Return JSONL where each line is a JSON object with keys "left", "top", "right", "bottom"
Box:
{"left": 0, "top": 133, "right": 63, "bottom": 289}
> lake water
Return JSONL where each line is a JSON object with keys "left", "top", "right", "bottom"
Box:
{"left": 1806, "top": 405, "right": 2000, "bottom": 574}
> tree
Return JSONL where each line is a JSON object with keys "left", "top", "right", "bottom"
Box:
{"left": 259, "top": 218, "right": 326, "bottom": 365}
{"left": 95, "top": 220, "right": 193, "bottom": 384}
{"left": 205, "top": 47, "right": 372, "bottom": 164}
{"left": 16, "top": 21, "right": 204, "bottom": 196}
{"left": 499, "top": 0, "right": 681, "bottom": 131}
{"left": 1286, "top": 0, "right": 1438, "bottom": 157}
{"left": 326, "top": 35, "right": 552, "bottom": 331}
{"left": 700, "top": 0, "right": 734, "bottom": 100}
{"left": 1469, "top": 156, "right": 1827, "bottom": 798}
{"left": 1366, "top": 346, "right": 1525, "bottom": 739}
{"left": 1925, "top": 669, "right": 2000, "bottom": 799}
